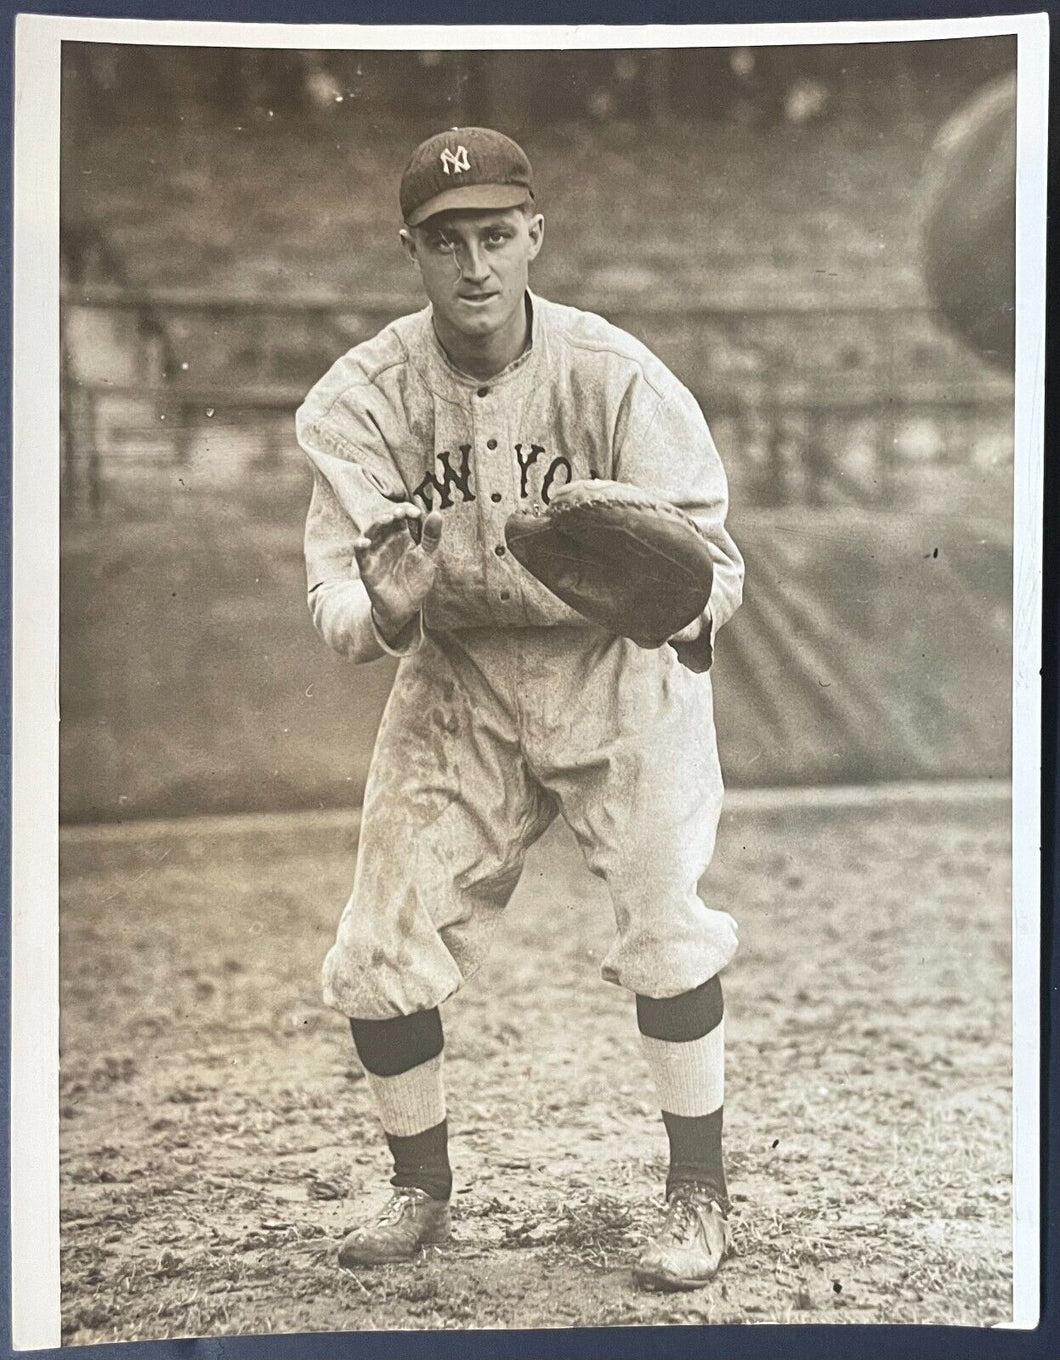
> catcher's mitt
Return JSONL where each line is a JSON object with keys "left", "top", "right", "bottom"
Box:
{"left": 504, "top": 480, "right": 714, "bottom": 649}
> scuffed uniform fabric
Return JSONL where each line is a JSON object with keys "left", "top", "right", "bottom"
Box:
{"left": 298, "top": 292, "right": 744, "bottom": 1019}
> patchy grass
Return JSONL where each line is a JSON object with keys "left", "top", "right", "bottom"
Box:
{"left": 500, "top": 1192, "right": 643, "bottom": 1270}
{"left": 59, "top": 795, "right": 1012, "bottom": 1339}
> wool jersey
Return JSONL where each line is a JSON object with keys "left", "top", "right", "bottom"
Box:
{"left": 297, "top": 291, "right": 743, "bottom": 667}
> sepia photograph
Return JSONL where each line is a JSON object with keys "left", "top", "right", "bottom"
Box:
{"left": 8, "top": 11, "right": 1045, "bottom": 1349}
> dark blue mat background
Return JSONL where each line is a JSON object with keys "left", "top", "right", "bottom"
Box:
{"left": 1, "top": 0, "right": 1056, "bottom": 1357}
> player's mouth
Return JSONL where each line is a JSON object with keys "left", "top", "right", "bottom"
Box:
{"left": 458, "top": 291, "right": 500, "bottom": 305}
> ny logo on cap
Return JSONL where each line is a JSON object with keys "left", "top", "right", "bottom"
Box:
{"left": 440, "top": 145, "right": 471, "bottom": 175}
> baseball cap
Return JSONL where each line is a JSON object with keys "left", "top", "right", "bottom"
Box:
{"left": 400, "top": 127, "right": 534, "bottom": 228}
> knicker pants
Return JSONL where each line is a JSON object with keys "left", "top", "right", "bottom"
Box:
{"left": 322, "top": 625, "right": 738, "bottom": 1019}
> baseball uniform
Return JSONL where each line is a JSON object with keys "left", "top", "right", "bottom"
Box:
{"left": 297, "top": 290, "right": 744, "bottom": 1021}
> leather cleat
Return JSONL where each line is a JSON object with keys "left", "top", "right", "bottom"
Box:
{"left": 338, "top": 1187, "right": 451, "bottom": 1268}
{"left": 633, "top": 1183, "right": 732, "bottom": 1291}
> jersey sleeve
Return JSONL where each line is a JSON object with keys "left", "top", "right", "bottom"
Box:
{"left": 613, "top": 371, "right": 744, "bottom": 672}
{"left": 297, "top": 386, "right": 424, "bottom": 663}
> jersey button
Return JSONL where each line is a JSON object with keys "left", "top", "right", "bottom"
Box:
{"left": 494, "top": 544, "right": 506, "bottom": 557}
{"left": 490, "top": 492, "right": 502, "bottom": 503}
{"left": 487, "top": 439, "right": 498, "bottom": 449}
{"left": 500, "top": 590, "right": 511, "bottom": 602}
{"left": 477, "top": 386, "right": 489, "bottom": 398}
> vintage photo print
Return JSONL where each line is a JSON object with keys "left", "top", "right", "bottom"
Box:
{"left": 9, "top": 11, "right": 1046, "bottom": 1349}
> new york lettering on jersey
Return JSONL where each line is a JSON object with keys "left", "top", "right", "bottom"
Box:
{"left": 411, "top": 442, "right": 575, "bottom": 512}
{"left": 297, "top": 290, "right": 742, "bottom": 647}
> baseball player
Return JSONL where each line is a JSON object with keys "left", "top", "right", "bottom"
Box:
{"left": 297, "top": 128, "right": 744, "bottom": 1291}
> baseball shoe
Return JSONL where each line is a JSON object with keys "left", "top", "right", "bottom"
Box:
{"left": 632, "top": 1183, "right": 732, "bottom": 1292}
{"left": 338, "top": 1187, "right": 451, "bottom": 1268}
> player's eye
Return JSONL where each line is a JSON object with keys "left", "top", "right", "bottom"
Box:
{"left": 486, "top": 229, "right": 511, "bottom": 246}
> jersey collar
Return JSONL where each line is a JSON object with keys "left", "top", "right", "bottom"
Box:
{"left": 422, "top": 290, "right": 542, "bottom": 397}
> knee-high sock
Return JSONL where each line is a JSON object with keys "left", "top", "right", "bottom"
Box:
{"left": 637, "top": 975, "right": 728, "bottom": 1206}
{"left": 350, "top": 1009, "right": 452, "bottom": 1201}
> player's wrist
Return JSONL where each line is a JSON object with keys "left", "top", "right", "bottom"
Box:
{"left": 371, "top": 602, "right": 418, "bottom": 646}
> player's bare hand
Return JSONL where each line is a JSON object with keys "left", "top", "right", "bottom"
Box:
{"left": 354, "top": 503, "right": 443, "bottom": 641}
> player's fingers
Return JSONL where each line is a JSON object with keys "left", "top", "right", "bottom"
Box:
{"left": 370, "top": 504, "right": 418, "bottom": 533}
{"left": 354, "top": 526, "right": 403, "bottom": 563}
{"left": 419, "top": 511, "right": 444, "bottom": 554}
{"left": 365, "top": 505, "right": 420, "bottom": 544}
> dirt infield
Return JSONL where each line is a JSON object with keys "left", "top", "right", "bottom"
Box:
{"left": 58, "top": 792, "right": 1012, "bottom": 1340}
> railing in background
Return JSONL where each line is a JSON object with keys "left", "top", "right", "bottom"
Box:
{"left": 59, "top": 285, "right": 1014, "bottom": 515}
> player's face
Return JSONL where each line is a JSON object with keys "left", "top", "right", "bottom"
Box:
{"left": 401, "top": 207, "right": 544, "bottom": 339}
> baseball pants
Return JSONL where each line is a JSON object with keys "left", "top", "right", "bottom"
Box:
{"left": 322, "top": 624, "right": 738, "bottom": 1019}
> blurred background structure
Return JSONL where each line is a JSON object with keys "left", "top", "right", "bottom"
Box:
{"left": 58, "top": 39, "right": 1016, "bottom": 822}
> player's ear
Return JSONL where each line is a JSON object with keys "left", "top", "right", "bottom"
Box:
{"left": 526, "top": 213, "right": 544, "bottom": 261}
{"left": 399, "top": 227, "right": 418, "bottom": 268}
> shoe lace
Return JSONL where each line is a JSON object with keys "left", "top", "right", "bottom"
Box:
{"left": 664, "top": 1183, "right": 726, "bottom": 1241}
{"left": 378, "top": 1188, "right": 422, "bottom": 1225}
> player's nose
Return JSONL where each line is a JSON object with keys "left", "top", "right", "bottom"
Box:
{"left": 459, "top": 242, "right": 491, "bottom": 283}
